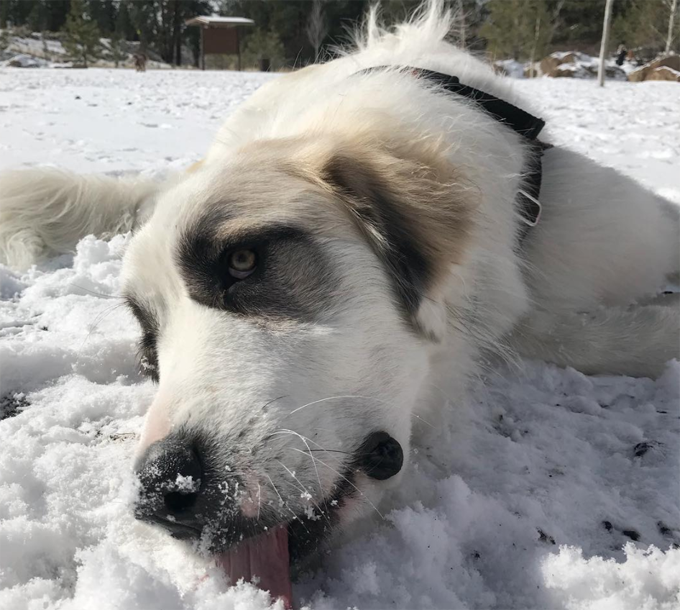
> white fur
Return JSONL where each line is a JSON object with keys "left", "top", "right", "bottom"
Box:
{"left": 1, "top": 1, "right": 678, "bottom": 541}
{"left": 0, "top": 169, "right": 159, "bottom": 269}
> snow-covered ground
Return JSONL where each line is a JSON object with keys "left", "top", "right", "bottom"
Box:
{"left": 0, "top": 69, "right": 679, "bottom": 610}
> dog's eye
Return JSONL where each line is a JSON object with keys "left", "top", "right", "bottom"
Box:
{"left": 228, "top": 249, "right": 257, "bottom": 279}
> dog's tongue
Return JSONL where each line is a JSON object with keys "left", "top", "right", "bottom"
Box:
{"left": 217, "top": 524, "right": 293, "bottom": 609}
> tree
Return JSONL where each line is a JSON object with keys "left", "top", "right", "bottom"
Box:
{"left": 63, "top": 0, "right": 102, "bottom": 67}
{"left": 528, "top": 9, "right": 543, "bottom": 76}
{"left": 598, "top": 0, "right": 615, "bottom": 86}
{"left": 242, "top": 27, "right": 285, "bottom": 70}
{"left": 612, "top": 0, "right": 678, "bottom": 58}
{"left": 45, "top": 1, "right": 71, "bottom": 33}
{"left": 480, "top": 0, "right": 551, "bottom": 61}
{"left": 306, "top": 0, "right": 327, "bottom": 59}
{"left": 123, "top": 0, "right": 209, "bottom": 66}
{"left": 27, "top": 0, "right": 46, "bottom": 32}
{"left": 107, "top": 27, "right": 126, "bottom": 67}
{"left": 0, "top": 0, "right": 7, "bottom": 29}
{"left": 666, "top": 0, "right": 678, "bottom": 54}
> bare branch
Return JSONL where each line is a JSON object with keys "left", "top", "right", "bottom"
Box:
{"left": 306, "top": 0, "right": 328, "bottom": 60}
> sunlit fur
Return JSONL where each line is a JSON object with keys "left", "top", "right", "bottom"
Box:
{"left": 0, "top": 169, "right": 159, "bottom": 270}
{"left": 0, "top": 1, "right": 678, "bottom": 551}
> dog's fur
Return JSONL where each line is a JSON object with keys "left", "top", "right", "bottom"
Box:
{"left": 1, "top": 2, "right": 678, "bottom": 554}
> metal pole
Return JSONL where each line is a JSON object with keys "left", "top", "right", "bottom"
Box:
{"left": 666, "top": 0, "right": 678, "bottom": 55}
{"left": 598, "top": 0, "right": 614, "bottom": 87}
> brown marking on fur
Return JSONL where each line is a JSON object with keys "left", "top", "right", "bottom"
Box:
{"left": 278, "top": 134, "right": 477, "bottom": 322}
{"left": 186, "top": 160, "right": 205, "bottom": 174}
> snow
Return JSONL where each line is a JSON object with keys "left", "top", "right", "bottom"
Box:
{"left": 186, "top": 16, "right": 255, "bottom": 26}
{"left": 0, "top": 69, "right": 679, "bottom": 610}
{"left": 496, "top": 51, "right": 632, "bottom": 81}
{"left": 0, "top": 31, "right": 175, "bottom": 70}
{"left": 495, "top": 58, "right": 525, "bottom": 79}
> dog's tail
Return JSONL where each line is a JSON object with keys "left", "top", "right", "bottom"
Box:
{"left": 0, "top": 169, "right": 160, "bottom": 270}
{"left": 509, "top": 298, "right": 679, "bottom": 379}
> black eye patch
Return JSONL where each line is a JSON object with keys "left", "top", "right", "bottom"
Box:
{"left": 125, "top": 296, "right": 160, "bottom": 383}
{"left": 176, "top": 221, "right": 336, "bottom": 322}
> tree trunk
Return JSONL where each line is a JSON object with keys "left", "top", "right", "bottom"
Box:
{"left": 529, "top": 13, "right": 542, "bottom": 78}
{"left": 306, "top": 0, "right": 327, "bottom": 60}
{"left": 666, "top": 0, "right": 678, "bottom": 55}
{"left": 457, "top": 0, "right": 466, "bottom": 47}
{"left": 548, "top": 0, "right": 566, "bottom": 47}
{"left": 173, "top": 0, "right": 182, "bottom": 66}
{"left": 598, "top": 0, "right": 615, "bottom": 87}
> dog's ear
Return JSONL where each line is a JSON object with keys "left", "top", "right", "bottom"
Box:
{"left": 320, "top": 145, "right": 475, "bottom": 340}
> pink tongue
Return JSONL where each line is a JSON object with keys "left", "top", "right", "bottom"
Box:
{"left": 217, "top": 524, "right": 293, "bottom": 609}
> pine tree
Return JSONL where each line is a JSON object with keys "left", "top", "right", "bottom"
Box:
{"left": 481, "top": 0, "right": 551, "bottom": 61}
{"left": 105, "top": 2, "right": 130, "bottom": 67}
{"left": 27, "top": 0, "right": 46, "bottom": 33}
{"left": 612, "top": 0, "right": 679, "bottom": 56}
{"left": 242, "top": 28, "right": 285, "bottom": 70}
{"left": 63, "top": 0, "right": 102, "bottom": 67}
{"left": 0, "top": 0, "right": 8, "bottom": 30}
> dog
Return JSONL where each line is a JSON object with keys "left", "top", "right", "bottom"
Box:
{"left": 0, "top": 2, "right": 678, "bottom": 603}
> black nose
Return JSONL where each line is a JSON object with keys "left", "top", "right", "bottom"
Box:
{"left": 356, "top": 431, "right": 404, "bottom": 480}
{"left": 134, "top": 437, "right": 204, "bottom": 538}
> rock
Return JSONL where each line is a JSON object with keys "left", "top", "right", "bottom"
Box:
{"left": 540, "top": 51, "right": 579, "bottom": 76}
{"left": 3, "top": 53, "right": 47, "bottom": 68}
{"left": 646, "top": 66, "right": 680, "bottom": 82}
{"left": 629, "top": 54, "right": 680, "bottom": 82}
{"left": 539, "top": 51, "right": 626, "bottom": 80}
{"left": 552, "top": 66, "right": 576, "bottom": 78}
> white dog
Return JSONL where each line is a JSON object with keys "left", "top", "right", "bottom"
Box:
{"left": 0, "top": 2, "right": 678, "bottom": 602}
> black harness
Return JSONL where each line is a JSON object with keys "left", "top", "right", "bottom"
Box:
{"left": 361, "top": 67, "right": 550, "bottom": 240}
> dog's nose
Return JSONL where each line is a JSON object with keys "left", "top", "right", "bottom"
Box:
{"left": 134, "top": 437, "right": 204, "bottom": 538}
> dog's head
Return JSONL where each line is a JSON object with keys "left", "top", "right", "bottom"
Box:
{"left": 121, "top": 133, "right": 474, "bottom": 591}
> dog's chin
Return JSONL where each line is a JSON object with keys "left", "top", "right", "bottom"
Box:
{"left": 169, "top": 473, "right": 357, "bottom": 606}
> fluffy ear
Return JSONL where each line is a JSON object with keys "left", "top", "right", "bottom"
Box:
{"left": 319, "top": 143, "right": 475, "bottom": 339}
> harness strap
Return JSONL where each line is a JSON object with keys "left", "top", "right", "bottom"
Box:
{"left": 408, "top": 68, "right": 545, "bottom": 139}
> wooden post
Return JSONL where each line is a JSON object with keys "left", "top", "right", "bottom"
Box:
{"left": 598, "top": 0, "right": 614, "bottom": 87}
{"left": 237, "top": 27, "right": 242, "bottom": 71}
{"left": 200, "top": 25, "right": 205, "bottom": 70}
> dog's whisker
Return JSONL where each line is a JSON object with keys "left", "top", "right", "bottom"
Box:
{"left": 264, "top": 473, "right": 311, "bottom": 534}
{"left": 412, "top": 413, "right": 435, "bottom": 428}
{"left": 69, "top": 283, "right": 121, "bottom": 300}
{"left": 308, "top": 449, "right": 352, "bottom": 454}
{"left": 290, "top": 447, "right": 385, "bottom": 520}
{"left": 256, "top": 483, "right": 261, "bottom": 521}
{"left": 261, "top": 395, "right": 289, "bottom": 411}
{"left": 78, "top": 302, "right": 125, "bottom": 351}
{"left": 288, "top": 394, "right": 390, "bottom": 416}
{"left": 275, "top": 428, "right": 326, "bottom": 502}
{"left": 276, "top": 459, "right": 333, "bottom": 527}
{"left": 268, "top": 431, "right": 345, "bottom": 463}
